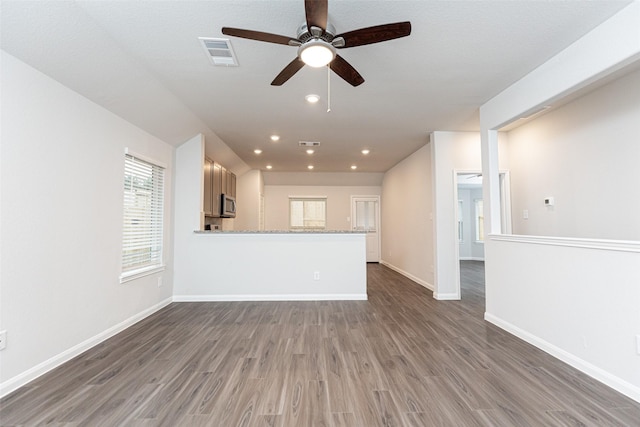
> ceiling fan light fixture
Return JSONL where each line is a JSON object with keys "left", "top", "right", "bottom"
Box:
{"left": 299, "top": 40, "right": 336, "bottom": 67}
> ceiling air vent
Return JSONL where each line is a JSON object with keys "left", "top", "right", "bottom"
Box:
{"left": 299, "top": 141, "right": 320, "bottom": 147}
{"left": 198, "top": 37, "right": 238, "bottom": 67}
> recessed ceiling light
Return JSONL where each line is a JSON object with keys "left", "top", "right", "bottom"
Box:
{"left": 351, "top": 165, "right": 357, "bottom": 170}
{"left": 305, "top": 94, "right": 320, "bottom": 104}
{"left": 361, "top": 149, "right": 370, "bottom": 155}
{"left": 254, "top": 149, "right": 262, "bottom": 154}
{"left": 270, "top": 135, "right": 280, "bottom": 142}
{"left": 307, "top": 165, "right": 314, "bottom": 170}
{"left": 306, "top": 149, "right": 315, "bottom": 155}
{"left": 266, "top": 165, "right": 273, "bottom": 170}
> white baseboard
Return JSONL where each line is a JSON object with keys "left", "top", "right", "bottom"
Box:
{"left": 0, "top": 297, "right": 173, "bottom": 399}
{"left": 379, "top": 260, "right": 434, "bottom": 291}
{"left": 173, "top": 294, "right": 368, "bottom": 302}
{"left": 433, "top": 292, "right": 461, "bottom": 300}
{"left": 485, "top": 312, "right": 640, "bottom": 404}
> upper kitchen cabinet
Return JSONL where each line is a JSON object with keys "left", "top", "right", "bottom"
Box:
{"left": 212, "top": 162, "right": 223, "bottom": 217}
{"left": 203, "top": 157, "right": 214, "bottom": 217}
{"left": 222, "top": 168, "right": 236, "bottom": 198}
{"left": 204, "top": 158, "right": 235, "bottom": 217}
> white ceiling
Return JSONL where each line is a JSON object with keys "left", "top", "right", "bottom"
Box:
{"left": 1, "top": 0, "right": 631, "bottom": 173}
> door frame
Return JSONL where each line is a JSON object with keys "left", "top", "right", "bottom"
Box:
{"left": 350, "top": 195, "right": 381, "bottom": 262}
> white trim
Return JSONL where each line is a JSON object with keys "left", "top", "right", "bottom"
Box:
{"left": 379, "top": 260, "right": 434, "bottom": 291}
{"left": 459, "top": 257, "right": 485, "bottom": 262}
{"left": 0, "top": 298, "right": 173, "bottom": 399}
{"left": 488, "top": 234, "right": 640, "bottom": 253}
{"left": 484, "top": 313, "right": 640, "bottom": 403}
{"left": 433, "top": 292, "right": 460, "bottom": 301}
{"left": 119, "top": 264, "right": 165, "bottom": 283}
{"left": 173, "top": 294, "right": 367, "bottom": 302}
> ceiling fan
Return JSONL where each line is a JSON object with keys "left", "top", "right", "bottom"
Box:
{"left": 221, "top": 0, "right": 411, "bottom": 87}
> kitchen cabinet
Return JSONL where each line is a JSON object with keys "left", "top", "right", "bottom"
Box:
{"left": 204, "top": 158, "right": 234, "bottom": 217}
{"left": 222, "top": 168, "right": 236, "bottom": 197}
{"left": 229, "top": 170, "right": 237, "bottom": 198}
{"left": 203, "top": 157, "right": 213, "bottom": 216}
{"left": 212, "top": 162, "right": 222, "bottom": 217}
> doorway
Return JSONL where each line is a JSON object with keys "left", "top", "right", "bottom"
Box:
{"left": 453, "top": 171, "right": 511, "bottom": 298}
{"left": 351, "top": 196, "right": 381, "bottom": 262}
{"left": 456, "top": 173, "right": 484, "bottom": 262}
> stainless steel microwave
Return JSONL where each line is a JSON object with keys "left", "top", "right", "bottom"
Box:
{"left": 221, "top": 194, "right": 236, "bottom": 218}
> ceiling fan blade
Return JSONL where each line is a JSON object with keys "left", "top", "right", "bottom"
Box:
{"left": 271, "top": 58, "right": 305, "bottom": 86}
{"left": 305, "top": 0, "right": 328, "bottom": 31}
{"left": 335, "top": 21, "right": 412, "bottom": 48}
{"left": 329, "top": 54, "right": 364, "bottom": 87}
{"left": 222, "top": 27, "right": 299, "bottom": 46}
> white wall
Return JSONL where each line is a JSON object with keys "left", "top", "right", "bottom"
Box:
{"left": 263, "top": 185, "right": 381, "bottom": 231}
{"left": 505, "top": 68, "right": 640, "bottom": 240}
{"left": 0, "top": 51, "right": 174, "bottom": 396}
{"left": 174, "top": 233, "right": 367, "bottom": 301}
{"left": 380, "top": 144, "right": 433, "bottom": 289}
{"left": 480, "top": 2, "right": 640, "bottom": 402}
{"left": 486, "top": 238, "right": 640, "bottom": 400}
{"left": 431, "top": 132, "right": 483, "bottom": 299}
{"left": 234, "top": 169, "right": 264, "bottom": 231}
{"left": 263, "top": 172, "right": 383, "bottom": 187}
{"left": 172, "top": 134, "right": 205, "bottom": 297}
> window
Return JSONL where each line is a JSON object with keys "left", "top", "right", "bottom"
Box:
{"left": 121, "top": 152, "right": 165, "bottom": 281}
{"left": 289, "top": 197, "right": 326, "bottom": 230}
{"left": 475, "top": 199, "right": 484, "bottom": 242}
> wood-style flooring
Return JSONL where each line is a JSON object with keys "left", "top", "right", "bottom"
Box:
{"left": 1, "top": 262, "right": 639, "bottom": 426}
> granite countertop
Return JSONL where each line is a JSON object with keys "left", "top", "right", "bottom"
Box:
{"left": 194, "top": 229, "right": 366, "bottom": 234}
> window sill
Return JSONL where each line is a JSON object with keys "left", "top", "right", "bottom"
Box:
{"left": 120, "top": 265, "right": 165, "bottom": 284}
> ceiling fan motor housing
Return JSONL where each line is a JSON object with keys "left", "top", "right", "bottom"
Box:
{"left": 296, "top": 22, "right": 336, "bottom": 43}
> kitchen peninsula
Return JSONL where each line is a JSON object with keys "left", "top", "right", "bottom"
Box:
{"left": 173, "top": 135, "right": 367, "bottom": 302}
{"left": 173, "top": 230, "right": 367, "bottom": 301}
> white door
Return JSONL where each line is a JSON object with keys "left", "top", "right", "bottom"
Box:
{"left": 351, "top": 196, "right": 380, "bottom": 262}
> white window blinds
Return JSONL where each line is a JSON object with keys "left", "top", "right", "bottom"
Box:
{"left": 289, "top": 197, "right": 326, "bottom": 229}
{"left": 122, "top": 153, "right": 165, "bottom": 279}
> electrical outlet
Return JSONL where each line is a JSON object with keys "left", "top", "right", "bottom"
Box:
{"left": 157, "top": 277, "right": 163, "bottom": 288}
{"left": 0, "top": 330, "right": 7, "bottom": 350}
{"left": 636, "top": 335, "right": 640, "bottom": 355}
{"left": 314, "top": 271, "right": 320, "bottom": 281}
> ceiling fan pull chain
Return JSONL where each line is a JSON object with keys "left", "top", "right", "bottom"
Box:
{"left": 327, "top": 65, "right": 331, "bottom": 113}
